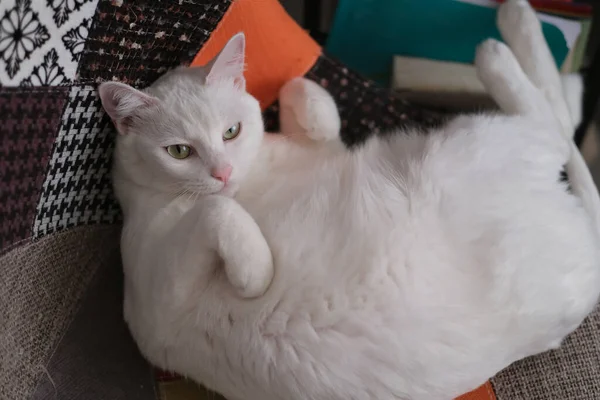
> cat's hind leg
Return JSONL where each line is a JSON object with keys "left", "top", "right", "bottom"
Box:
{"left": 279, "top": 77, "right": 341, "bottom": 142}
{"left": 475, "top": 39, "right": 550, "bottom": 117}
{"left": 491, "top": 0, "right": 600, "bottom": 237}
{"left": 496, "top": 0, "right": 573, "bottom": 136}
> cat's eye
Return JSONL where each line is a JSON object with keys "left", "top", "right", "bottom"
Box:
{"left": 223, "top": 123, "right": 241, "bottom": 141}
{"left": 166, "top": 144, "right": 191, "bottom": 159}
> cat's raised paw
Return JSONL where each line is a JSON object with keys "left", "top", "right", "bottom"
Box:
{"left": 279, "top": 77, "right": 341, "bottom": 142}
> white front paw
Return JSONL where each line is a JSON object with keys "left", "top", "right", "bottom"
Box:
{"left": 225, "top": 237, "right": 274, "bottom": 299}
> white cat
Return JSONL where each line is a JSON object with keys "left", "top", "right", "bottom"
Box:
{"left": 98, "top": 1, "right": 600, "bottom": 400}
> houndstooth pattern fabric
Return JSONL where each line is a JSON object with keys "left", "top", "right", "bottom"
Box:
{"left": 33, "top": 85, "right": 120, "bottom": 237}
{"left": 0, "top": 87, "right": 68, "bottom": 252}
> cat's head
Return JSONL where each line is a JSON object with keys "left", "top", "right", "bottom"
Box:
{"left": 98, "top": 33, "right": 263, "bottom": 197}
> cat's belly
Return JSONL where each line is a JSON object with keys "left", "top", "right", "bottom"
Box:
{"left": 233, "top": 147, "right": 600, "bottom": 399}
{"left": 237, "top": 164, "right": 505, "bottom": 392}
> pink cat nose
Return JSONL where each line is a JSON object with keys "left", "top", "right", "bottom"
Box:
{"left": 211, "top": 165, "right": 233, "bottom": 184}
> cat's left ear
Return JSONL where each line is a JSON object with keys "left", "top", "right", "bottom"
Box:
{"left": 206, "top": 32, "right": 246, "bottom": 90}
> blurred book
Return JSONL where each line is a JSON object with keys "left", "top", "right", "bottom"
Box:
{"left": 326, "top": 0, "right": 587, "bottom": 86}
{"left": 391, "top": 29, "right": 588, "bottom": 112}
{"left": 391, "top": 56, "right": 495, "bottom": 112}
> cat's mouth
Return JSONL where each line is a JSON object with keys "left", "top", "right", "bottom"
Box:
{"left": 216, "top": 181, "right": 238, "bottom": 196}
{"left": 173, "top": 181, "right": 228, "bottom": 197}
{"left": 216, "top": 182, "right": 228, "bottom": 193}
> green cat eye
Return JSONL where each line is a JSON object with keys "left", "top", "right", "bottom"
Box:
{"left": 166, "top": 144, "right": 191, "bottom": 159}
{"left": 223, "top": 122, "right": 241, "bottom": 141}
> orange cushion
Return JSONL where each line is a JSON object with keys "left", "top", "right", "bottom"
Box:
{"left": 191, "top": 0, "right": 322, "bottom": 110}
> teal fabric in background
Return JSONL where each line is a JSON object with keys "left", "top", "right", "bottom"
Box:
{"left": 325, "top": 0, "right": 569, "bottom": 86}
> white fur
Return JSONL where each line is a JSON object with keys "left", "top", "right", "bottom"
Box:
{"left": 101, "top": 4, "right": 600, "bottom": 400}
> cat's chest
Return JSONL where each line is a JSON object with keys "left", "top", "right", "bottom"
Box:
{"left": 237, "top": 155, "right": 410, "bottom": 268}
{"left": 238, "top": 166, "right": 344, "bottom": 234}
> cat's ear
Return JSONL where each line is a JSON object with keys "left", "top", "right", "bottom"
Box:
{"left": 206, "top": 32, "right": 246, "bottom": 90}
{"left": 98, "top": 81, "right": 159, "bottom": 134}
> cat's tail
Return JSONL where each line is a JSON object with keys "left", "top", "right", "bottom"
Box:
{"left": 476, "top": 0, "right": 600, "bottom": 238}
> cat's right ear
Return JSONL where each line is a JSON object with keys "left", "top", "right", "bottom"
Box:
{"left": 98, "top": 81, "right": 159, "bottom": 134}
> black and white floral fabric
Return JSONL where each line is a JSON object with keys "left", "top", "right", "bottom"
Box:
{"left": 0, "top": 0, "right": 98, "bottom": 86}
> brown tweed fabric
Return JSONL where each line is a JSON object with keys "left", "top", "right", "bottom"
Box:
{"left": 156, "top": 377, "right": 227, "bottom": 400}
{"left": 78, "top": 0, "right": 231, "bottom": 86}
{"left": 492, "top": 305, "right": 600, "bottom": 400}
{"left": 0, "top": 225, "right": 120, "bottom": 400}
{"left": 32, "top": 236, "right": 154, "bottom": 400}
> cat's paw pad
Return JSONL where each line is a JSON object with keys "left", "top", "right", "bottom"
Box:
{"left": 279, "top": 78, "right": 340, "bottom": 142}
{"left": 497, "top": 0, "right": 539, "bottom": 40}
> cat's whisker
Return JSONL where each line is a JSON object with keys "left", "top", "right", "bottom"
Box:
{"left": 185, "top": 190, "right": 195, "bottom": 203}
{"left": 172, "top": 188, "right": 195, "bottom": 203}
{"left": 165, "top": 181, "right": 192, "bottom": 191}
